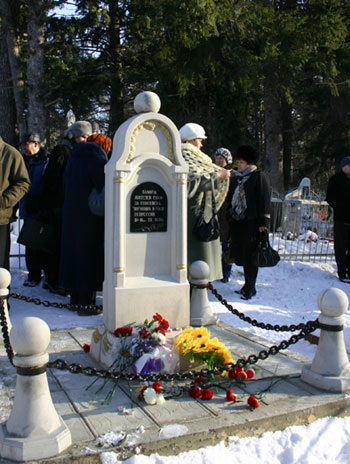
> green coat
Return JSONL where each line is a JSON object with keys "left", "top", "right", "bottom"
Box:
{"left": 182, "top": 143, "right": 229, "bottom": 282}
{"left": 0, "top": 137, "right": 30, "bottom": 225}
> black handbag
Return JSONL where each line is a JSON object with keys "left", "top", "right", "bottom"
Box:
{"left": 17, "top": 217, "right": 59, "bottom": 254}
{"left": 193, "top": 178, "right": 220, "bottom": 242}
{"left": 255, "top": 230, "right": 280, "bottom": 267}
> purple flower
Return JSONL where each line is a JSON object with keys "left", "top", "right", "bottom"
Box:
{"left": 140, "top": 358, "right": 164, "bottom": 374}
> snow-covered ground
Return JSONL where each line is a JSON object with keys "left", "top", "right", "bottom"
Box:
{"left": 4, "top": 234, "right": 350, "bottom": 464}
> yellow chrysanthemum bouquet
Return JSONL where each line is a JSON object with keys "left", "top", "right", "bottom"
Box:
{"left": 174, "top": 326, "right": 234, "bottom": 370}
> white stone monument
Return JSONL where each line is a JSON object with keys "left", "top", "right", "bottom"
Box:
{"left": 301, "top": 288, "right": 350, "bottom": 392}
{"left": 90, "top": 91, "right": 190, "bottom": 367}
{"left": 0, "top": 317, "right": 71, "bottom": 461}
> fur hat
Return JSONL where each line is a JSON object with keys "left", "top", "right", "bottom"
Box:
{"left": 64, "top": 121, "right": 92, "bottom": 139}
{"left": 235, "top": 145, "right": 258, "bottom": 164}
{"left": 340, "top": 156, "right": 350, "bottom": 168}
{"left": 214, "top": 147, "right": 232, "bottom": 165}
{"left": 87, "top": 133, "right": 112, "bottom": 155}
{"left": 20, "top": 133, "right": 41, "bottom": 144}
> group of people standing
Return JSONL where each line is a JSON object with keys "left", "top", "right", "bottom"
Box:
{"left": 3, "top": 121, "right": 111, "bottom": 314}
{"left": 179, "top": 123, "right": 271, "bottom": 300}
{"left": 1, "top": 115, "right": 348, "bottom": 314}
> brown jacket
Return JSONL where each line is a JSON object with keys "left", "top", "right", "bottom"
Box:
{"left": 0, "top": 137, "right": 31, "bottom": 225}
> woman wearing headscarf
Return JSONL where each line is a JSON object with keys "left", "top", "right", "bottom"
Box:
{"left": 226, "top": 145, "right": 271, "bottom": 300}
{"left": 179, "top": 123, "right": 231, "bottom": 282}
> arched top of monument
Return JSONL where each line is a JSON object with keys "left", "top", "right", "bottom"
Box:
{"left": 134, "top": 91, "right": 161, "bottom": 114}
{"left": 109, "top": 91, "right": 187, "bottom": 172}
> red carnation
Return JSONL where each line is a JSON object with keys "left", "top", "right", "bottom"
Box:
{"left": 189, "top": 387, "right": 202, "bottom": 398}
{"left": 246, "top": 368, "right": 255, "bottom": 379}
{"left": 114, "top": 327, "right": 132, "bottom": 337}
{"left": 152, "top": 381, "right": 162, "bottom": 393}
{"left": 83, "top": 343, "right": 90, "bottom": 353}
{"left": 226, "top": 388, "right": 236, "bottom": 402}
{"left": 229, "top": 366, "right": 243, "bottom": 379}
{"left": 160, "top": 319, "right": 169, "bottom": 331}
{"left": 153, "top": 313, "right": 163, "bottom": 323}
{"left": 200, "top": 388, "right": 214, "bottom": 400}
{"left": 190, "top": 376, "right": 203, "bottom": 385}
{"left": 138, "top": 328, "right": 150, "bottom": 339}
{"left": 247, "top": 394, "right": 259, "bottom": 409}
{"left": 154, "top": 327, "right": 166, "bottom": 335}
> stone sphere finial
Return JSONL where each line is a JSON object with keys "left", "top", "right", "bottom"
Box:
{"left": 0, "top": 267, "right": 11, "bottom": 291}
{"left": 10, "top": 317, "right": 50, "bottom": 356}
{"left": 134, "top": 91, "right": 161, "bottom": 114}
{"left": 317, "top": 288, "right": 348, "bottom": 318}
{"left": 189, "top": 260, "right": 210, "bottom": 281}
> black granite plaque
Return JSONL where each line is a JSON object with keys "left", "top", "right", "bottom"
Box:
{"left": 130, "top": 182, "right": 167, "bottom": 232}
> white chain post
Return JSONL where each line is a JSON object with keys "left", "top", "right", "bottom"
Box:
{"left": 301, "top": 287, "right": 350, "bottom": 392}
{"left": 0, "top": 268, "right": 11, "bottom": 344}
{"left": 0, "top": 317, "right": 72, "bottom": 461}
{"left": 189, "top": 261, "right": 218, "bottom": 326}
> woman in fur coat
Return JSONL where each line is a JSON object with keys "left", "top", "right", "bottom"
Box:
{"left": 179, "top": 123, "right": 231, "bottom": 282}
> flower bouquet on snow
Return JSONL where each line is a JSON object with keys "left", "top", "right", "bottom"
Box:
{"left": 174, "top": 326, "right": 234, "bottom": 371}
{"left": 86, "top": 313, "right": 177, "bottom": 403}
{"left": 111, "top": 313, "right": 177, "bottom": 375}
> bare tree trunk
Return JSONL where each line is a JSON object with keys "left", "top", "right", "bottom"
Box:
{"left": 0, "top": 24, "right": 17, "bottom": 145}
{"left": 0, "top": 0, "right": 27, "bottom": 138}
{"left": 26, "top": 0, "right": 48, "bottom": 136}
{"left": 108, "top": 0, "right": 125, "bottom": 134}
{"left": 264, "top": 86, "right": 283, "bottom": 193}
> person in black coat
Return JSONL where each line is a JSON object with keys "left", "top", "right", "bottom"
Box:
{"left": 60, "top": 142, "right": 107, "bottom": 311}
{"left": 326, "top": 156, "right": 350, "bottom": 283}
{"left": 226, "top": 145, "right": 271, "bottom": 300}
{"left": 39, "top": 121, "right": 92, "bottom": 294}
{"left": 19, "top": 133, "right": 48, "bottom": 286}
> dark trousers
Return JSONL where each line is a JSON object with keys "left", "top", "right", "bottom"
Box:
{"left": 25, "top": 246, "right": 61, "bottom": 287}
{"left": 43, "top": 251, "right": 61, "bottom": 287}
{"left": 0, "top": 224, "right": 10, "bottom": 271}
{"left": 221, "top": 242, "right": 232, "bottom": 279}
{"left": 70, "top": 291, "right": 96, "bottom": 306}
{"left": 334, "top": 221, "right": 350, "bottom": 279}
{"left": 243, "top": 264, "right": 258, "bottom": 289}
{"left": 25, "top": 246, "right": 45, "bottom": 282}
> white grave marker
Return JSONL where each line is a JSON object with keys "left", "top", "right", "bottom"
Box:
{"left": 90, "top": 92, "right": 190, "bottom": 367}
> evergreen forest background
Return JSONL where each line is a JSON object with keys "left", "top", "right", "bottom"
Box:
{"left": 0, "top": 0, "right": 349, "bottom": 194}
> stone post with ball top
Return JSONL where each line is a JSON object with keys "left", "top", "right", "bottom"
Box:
{"left": 0, "top": 316, "right": 72, "bottom": 461}
{"left": 301, "top": 287, "right": 350, "bottom": 392}
{"left": 189, "top": 260, "right": 218, "bottom": 326}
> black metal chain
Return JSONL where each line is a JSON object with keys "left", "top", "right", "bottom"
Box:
{"left": 46, "top": 321, "right": 318, "bottom": 380}
{"left": 208, "top": 282, "right": 320, "bottom": 333}
{"left": 9, "top": 292, "right": 102, "bottom": 315}
{"left": 0, "top": 297, "right": 14, "bottom": 365}
{"left": 0, "top": 291, "right": 319, "bottom": 381}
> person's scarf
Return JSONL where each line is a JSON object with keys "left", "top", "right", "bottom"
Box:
{"left": 181, "top": 143, "right": 229, "bottom": 220}
{"left": 230, "top": 165, "right": 257, "bottom": 220}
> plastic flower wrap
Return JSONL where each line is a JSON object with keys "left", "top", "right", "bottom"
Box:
{"left": 106, "top": 313, "right": 172, "bottom": 374}
{"left": 174, "top": 326, "right": 234, "bottom": 370}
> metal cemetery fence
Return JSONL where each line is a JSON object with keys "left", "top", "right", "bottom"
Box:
{"left": 270, "top": 198, "right": 334, "bottom": 262}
